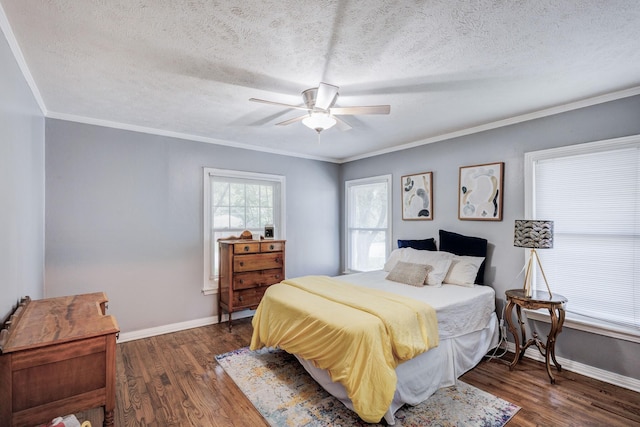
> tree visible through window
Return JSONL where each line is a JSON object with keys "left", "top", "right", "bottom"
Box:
{"left": 203, "top": 168, "right": 284, "bottom": 293}
{"left": 346, "top": 175, "right": 392, "bottom": 272}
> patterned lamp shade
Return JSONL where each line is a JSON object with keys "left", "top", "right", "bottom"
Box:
{"left": 514, "top": 220, "right": 554, "bottom": 249}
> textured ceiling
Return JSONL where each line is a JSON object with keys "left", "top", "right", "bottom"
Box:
{"left": 2, "top": 1, "right": 640, "bottom": 162}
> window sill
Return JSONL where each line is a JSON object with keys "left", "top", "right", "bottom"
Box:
{"left": 525, "top": 309, "right": 640, "bottom": 344}
{"left": 202, "top": 286, "right": 218, "bottom": 296}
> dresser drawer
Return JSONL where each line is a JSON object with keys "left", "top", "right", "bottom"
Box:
{"left": 234, "top": 253, "right": 283, "bottom": 272}
{"left": 261, "top": 241, "right": 284, "bottom": 252}
{"left": 218, "top": 239, "right": 285, "bottom": 330}
{"left": 233, "top": 242, "right": 261, "bottom": 254}
{"left": 233, "top": 269, "right": 284, "bottom": 290}
{"left": 233, "top": 287, "right": 268, "bottom": 309}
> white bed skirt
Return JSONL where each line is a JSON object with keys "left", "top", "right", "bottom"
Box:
{"left": 295, "top": 312, "right": 499, "bottom": 425}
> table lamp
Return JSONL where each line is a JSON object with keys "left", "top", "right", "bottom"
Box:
{"left": 514, "top": 220, "right": 554, "bottom": 298}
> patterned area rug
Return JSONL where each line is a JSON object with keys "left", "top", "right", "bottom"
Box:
{"left": 216, "top": 347, "right": 520, "bottom": 426}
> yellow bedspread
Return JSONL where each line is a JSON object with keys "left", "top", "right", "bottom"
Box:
{"left": 249, "top": 275, "right": 439, "bottom": 423}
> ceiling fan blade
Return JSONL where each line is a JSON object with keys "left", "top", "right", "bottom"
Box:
{"left": 249, "top": 98, "right": 310, "bottom": 112}
{"left": 330, "top": 105, "right": 391, "bottom": 115}
{"left": 275, "top": 115, "right": 307, "bottom": 126}
{"left": 334, "top": 116, "right": 352, "bottom": 131}
{"left": 315, "top": 82, "right": 339, "bottom": 111}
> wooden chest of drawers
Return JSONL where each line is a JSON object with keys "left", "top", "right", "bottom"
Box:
{"left": 218, "top": 239, "right": 285, "bottom": 330}
{"left": 0, "top": 293, "right": 119, "bottom": 427}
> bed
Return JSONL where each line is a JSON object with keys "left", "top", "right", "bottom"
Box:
{"left": 250, "top": 230, "right": 500, "bottom": 425}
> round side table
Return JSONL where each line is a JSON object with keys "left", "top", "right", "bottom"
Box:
{"left": 505, "top": 289, "right": 568, "bottom": 383}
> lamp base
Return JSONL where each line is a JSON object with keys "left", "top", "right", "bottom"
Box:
{"left": 523, "top": 248, "right": 553, "bottom": 298}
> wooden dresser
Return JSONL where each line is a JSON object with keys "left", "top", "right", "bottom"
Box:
{"left": 0, "top": 292, "right": 119, "bottom": 427}
{"left": 218, "top": 239, "right": 285, "bottom": 330}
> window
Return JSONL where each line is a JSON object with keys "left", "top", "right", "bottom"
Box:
{"left": 345, "top": 175, "right": 392, "bottom": 272}
{"left": 203, "top": 168, "right": 285, "bottom": 294}
{"left": 525, "top": 135, "right": 640, "bottom": 340}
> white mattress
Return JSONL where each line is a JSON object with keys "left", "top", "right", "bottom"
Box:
{"left": 295, "top": 270, "right": 500, "bottom": 424}
{"left": 333, "top": 270, "right": 496, "bottom": 338}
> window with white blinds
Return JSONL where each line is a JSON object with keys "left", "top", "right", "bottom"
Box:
{"left": 525, "top": 135, "right": 640, "bottom": 336}
{"left": 345, "top": 175, "right": 392, "bottom": 272}
{"left": 202, "top": 168, "right": 285, "bottom": 293}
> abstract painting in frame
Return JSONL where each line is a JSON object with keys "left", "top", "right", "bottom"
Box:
{"left": 458, "top": 162, "right": 504, "bottom": 221}
{"left": 402, "top": 172, "right": 433, "bottom": 220}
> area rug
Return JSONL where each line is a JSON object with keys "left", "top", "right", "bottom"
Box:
{"left": 215, "top": 347, "right": 520, "bottom": 426}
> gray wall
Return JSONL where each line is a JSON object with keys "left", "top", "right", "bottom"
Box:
{"left": 4, "top": 16, "right": 638, "bottom": 382}
{"left": 341, "top": 95, "right": 640, "bottom": 380}
{"left": 45, "top": 120, "right": 341, "bottom": 333}
{"left": 0, "top": 28, "right": 45, "bottom": 321}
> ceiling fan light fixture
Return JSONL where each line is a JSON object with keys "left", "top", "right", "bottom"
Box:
{"left": 302, "top": 112, "right": 336, "bottom": 133}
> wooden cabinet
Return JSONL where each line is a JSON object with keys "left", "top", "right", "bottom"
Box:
{"left": 0, "top": 292, "right": 119, "bottom": 427}
{"left": 218, "top": 239, "right": 285, "bottom": 330}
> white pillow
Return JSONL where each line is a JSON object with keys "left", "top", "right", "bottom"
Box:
{"left": 383, "top": 248, "right": 405, "bottom": 272}
{"left": 383, "top": 248, "right": 453, "bottom": 286}
{"left": 444, "top": 255, "right": 486, "bottom": 287}
{"left": 411, "top": 249, "right": 454, "bottom": 286}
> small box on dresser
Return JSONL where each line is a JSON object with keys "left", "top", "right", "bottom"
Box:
{"left": 218, "top": 239, "right": 285, "bottom": 330}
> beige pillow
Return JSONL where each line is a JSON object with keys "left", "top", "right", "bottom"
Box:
{"left": 385, "top": 261, "right": 432, "bottom": 287}
{"left": 444, "top": 255, "right": 486, "bottom": 287}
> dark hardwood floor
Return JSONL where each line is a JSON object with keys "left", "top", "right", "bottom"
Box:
{"left": 78, "top": 318, "right": 640, "bottom": 426}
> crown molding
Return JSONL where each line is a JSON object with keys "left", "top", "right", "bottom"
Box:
{"left": 0, "top": 3, "right": 47, "bottom": 115}
{"left": 339, "top": 86, "right": 640, "bottom": 163}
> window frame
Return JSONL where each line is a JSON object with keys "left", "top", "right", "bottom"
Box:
{"left": 202, "top": 168, "right": 286, "bottom": 295}
{"left": 344, "top": 174, "right": 393, "bottom": 273}
{"left": 524, "top": 134, "right": 640, "bottom": 343}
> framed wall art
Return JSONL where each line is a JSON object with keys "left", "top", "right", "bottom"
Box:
{"left": 402, "top": 172, "right": 433, "bottom": 220}
{"left": 458, "top": 162, "right": 504, "bottom": 221}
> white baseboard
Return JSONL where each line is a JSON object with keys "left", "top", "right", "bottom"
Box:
{"left": 505, "top": 342, "right": 640, "bottom": 393}
{"left": 117, "top": 311, "right": 254, "bottom": 343}
{"left": 118, "top": 318, "right": 640, "bottom": 394}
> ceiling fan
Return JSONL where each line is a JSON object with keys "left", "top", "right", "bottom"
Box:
{"left": 249, "top": 82, "right": 390, "bottom": 135}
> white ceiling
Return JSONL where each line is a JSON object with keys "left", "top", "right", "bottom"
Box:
{"left": 2, "top": 1, "right": 640, "bottom": 163}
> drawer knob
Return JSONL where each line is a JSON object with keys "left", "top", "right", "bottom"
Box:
{"left": 239, "top": 279, "right": 244, "bottom": 284}
{"left": 275, "top": 258, "right": 280, "bottom": 263}
{"left": 244, "top": 246, "right": 250, "bottom": 251}
{"left": 275, "top": 275, "right": 280, "bottom": 279}
{"left": 270, "top": 244, "right": 275, "bottom": 250}
{"left": 239, "top": 295, "right": 243, "bottom": 302}
{"left": 239, "top": 261, "right": 244, "bottom": 267}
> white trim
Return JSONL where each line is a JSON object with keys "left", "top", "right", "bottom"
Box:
{"left": 525, "top": 134, "right": 640, "bottom": 165}
{"left": 119, "top": 314, "right": 640, "bottom": 394}
{"left": 45, "top": 85, "right": 640, "bottom": 164}
{"left": 524, "top": 134, "right": 640, "bottom": 339}
{"left": 47, "top": 111, "right": 337, "bottom": 163}
{"left": 505, "top": 342, "right": 640, "bottom": 393}
{"left": 344, "top": 174, "right": 393, "bottom": 273}
{"left": 341, "top": 86, "right": 640, "bottom": 163}
{"left": 202, "top": 286, "right": 218, "bottom": 296}
{"left": 3, "top": 0, "right": 639, "bottom": 168}
{"left": 0, "top": 3, "right": 47, "bottom": 115}
{"left": 117, "top": 311, "right": 254, "bottom": 343}
{"left": 202, "top": 168, "right": 286, "bottom": 293}
{"left": 203, "top": 168, "right": 214, "bottom": 293}
{"left": 525, "top": 134, "right": 640, "bottom": 215}
{"left": 525, "top": 309, "right": 640, "bottom": 344}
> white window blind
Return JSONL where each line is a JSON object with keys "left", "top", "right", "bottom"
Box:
{"left": 345, "top": 175, "right": 392, "bottom": 272}
{"left": 528, "top": 138, "right": 640, "bottom": 332}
